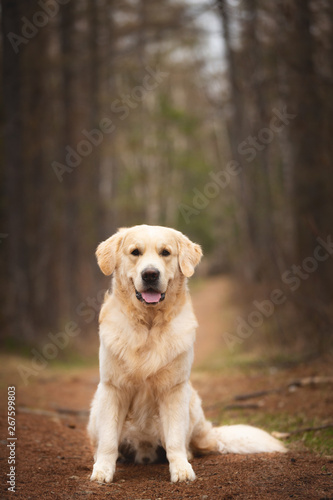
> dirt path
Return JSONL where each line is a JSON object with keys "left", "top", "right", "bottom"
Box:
{"left": 191, "top": 276, "right": 236, "bottom": 368}
{"left": 1, "top": 277, "right": 333, "bottom": 499}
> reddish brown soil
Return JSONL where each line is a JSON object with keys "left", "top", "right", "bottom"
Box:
{"left": 1, "top": 277, "right": 333, "bottom": 499}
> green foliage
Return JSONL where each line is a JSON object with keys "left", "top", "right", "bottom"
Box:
{"left": 158, "top": 94, "right": 199, "bottom": 134}
{"left": 113, "top": 85, "right": 222, "bottom": 254}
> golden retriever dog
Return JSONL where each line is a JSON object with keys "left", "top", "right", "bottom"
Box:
{"left": 88, "top": 225, "right": 286, "bottom": 483}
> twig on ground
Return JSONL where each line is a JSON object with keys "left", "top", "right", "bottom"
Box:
{"left": 234, "top": 376, "right": 333, "bottom": 401}
{"left": 234, "top": 389, "right": 281, "bottom": 401}
{"left": 224, "top": 403, "right": 264, "bottom": 410}
{"left": 272, "top": 423, "right": 333, "bottom": 439}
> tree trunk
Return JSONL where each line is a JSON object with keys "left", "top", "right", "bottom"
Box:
{"left": 0, "top": 0, "right": 29, "bottom": 340}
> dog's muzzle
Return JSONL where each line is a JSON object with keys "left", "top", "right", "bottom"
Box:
{"left": 135, "top": 266, "right": 165, "bottom": 305}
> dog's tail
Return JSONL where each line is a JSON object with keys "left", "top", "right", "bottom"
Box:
{"left": 211, "top": 424, "right": 287, "bottom": 454}
{"left": 191, "top": 421, "right": 286, "bottom": 455}
{"left": 190, "top": 419, "right": 287, "bottom": 455}
{"left": 189, "top": 389, "right": 287, "bottom": 455}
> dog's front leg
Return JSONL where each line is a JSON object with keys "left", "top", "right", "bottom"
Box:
{"left": 90, "top": 382, "right": 130, "bottom": 483}
{"left": 159, "top": 382, "right": 196, "bottom": 482}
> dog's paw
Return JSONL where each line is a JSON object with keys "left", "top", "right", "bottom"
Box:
{"left": 170, "top": 460, "right": 196, "bottom": 482}
{"left": 90, "top": 462, "right": 115, "bottom": 483}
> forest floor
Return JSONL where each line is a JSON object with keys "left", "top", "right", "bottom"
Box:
{"left": 1, "top": 276, "right": 333, "bottom": 499}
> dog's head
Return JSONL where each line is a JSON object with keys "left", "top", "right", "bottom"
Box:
{"left": 96, "top": 225, "right": 202, "bottom": 306}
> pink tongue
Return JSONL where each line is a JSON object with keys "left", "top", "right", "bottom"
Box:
{"left": 141, "top": 291, "right": 161, "bottom": 303}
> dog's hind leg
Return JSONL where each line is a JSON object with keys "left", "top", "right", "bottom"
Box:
{"left": 188, "top": 387, "right": 221, "bottom": 455}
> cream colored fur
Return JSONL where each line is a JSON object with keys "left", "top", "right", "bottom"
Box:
{"left": 88, "top": 225, "right": 286, "bottom": 484}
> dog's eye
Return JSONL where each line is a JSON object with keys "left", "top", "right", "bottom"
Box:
{"left": 131, "top": 249, "right": 140, "bottom": 256}
{"left": 161, "top": 249, "right": 170, "bottom": 257}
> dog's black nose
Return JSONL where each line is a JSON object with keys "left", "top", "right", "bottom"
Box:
{"left": 142, "top": 267, "right": 160, "bottom": 283}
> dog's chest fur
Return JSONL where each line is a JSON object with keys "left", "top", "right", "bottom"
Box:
{"left": 99, "top": 294, "right": 197, "bottom": 387}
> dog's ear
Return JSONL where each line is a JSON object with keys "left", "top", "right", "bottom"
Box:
{"left": 177, "top": 232, "right": 202, "bottom": 278}
{"left": 96, "top": 228, "right": 127, "bottom": 276}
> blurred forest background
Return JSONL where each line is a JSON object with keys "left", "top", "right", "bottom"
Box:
{"left": 1, "top": 0, "right": 333, "bottom": 357}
